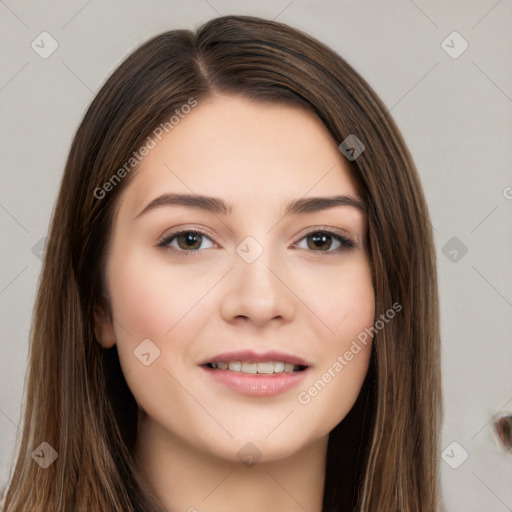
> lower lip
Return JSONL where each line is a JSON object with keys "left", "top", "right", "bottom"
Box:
{"left": 200, "top": 366, "right": 309, "bottom": 397}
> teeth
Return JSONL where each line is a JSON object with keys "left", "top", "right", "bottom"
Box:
{"left": 228, "top": 361, "right": 241, "bottom": 372}
{"left": 209, "top": 361, "right": 303, "bottom": 373}
{"left": 273, "top": 362, "right": 285, "bottom": 373}
{"left": 257, "top": 362, "right": 274, "bottom": 374}
{"left": 241, "top": 362, "right": 258, "bottom": 374}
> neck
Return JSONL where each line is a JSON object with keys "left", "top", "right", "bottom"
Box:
{"left": 133, "top": 413, "right": 327, "bottom": 512}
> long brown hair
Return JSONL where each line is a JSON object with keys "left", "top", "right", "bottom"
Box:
{"left": 1, "top": 15, "right": 442, "bottom": 512}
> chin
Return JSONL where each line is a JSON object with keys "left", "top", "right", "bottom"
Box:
{"left": 202, "top": 427, "right": 317, "bottom": 465}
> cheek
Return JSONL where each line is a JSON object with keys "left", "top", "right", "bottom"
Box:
{"left": 107, "top": 247, "right": 215, "bottom": 341}
{"left": 105, "top": 250, "right": 219, "bottom": 431}
{"left": 297, "top": 347, "right": 372, "bottom": 439}
{"left": 299, "top": 257, "right": 375, "bottom": 341}
{"left": 292, "top": 258, "right": 374, "bottom": 432}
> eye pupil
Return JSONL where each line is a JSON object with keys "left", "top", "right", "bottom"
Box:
{"left": 178, "top": 232, "right": 202, "bottom": 250}
{"left": 307, "top": 232, "right": 331, "bottom": 251}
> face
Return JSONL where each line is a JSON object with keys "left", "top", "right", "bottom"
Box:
{"left": 95, "top": 94, "right": 375, "bottom": 463}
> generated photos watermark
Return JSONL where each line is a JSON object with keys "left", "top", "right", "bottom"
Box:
{"left": 94, "top": 97, "right": 198, "bottom": 200}
{"left": 297, "top": 301, "right": 402, "bottom": 405}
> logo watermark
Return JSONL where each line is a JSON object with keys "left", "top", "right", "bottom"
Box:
{"left": 297, "top": 302, "right": 402, "bottom": 405}
{"left": 94, "top": 97, "right": 198, "bottom": 200}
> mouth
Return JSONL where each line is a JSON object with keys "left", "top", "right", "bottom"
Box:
{"left": 199, "top": 350, "right": 310, "bottom": 397}
{"left": 203, "top": 361, "right": 308, "bottom": 374}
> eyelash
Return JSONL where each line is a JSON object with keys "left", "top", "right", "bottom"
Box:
{"left": 157, "top": 227, "right": 356, "bottom": 257}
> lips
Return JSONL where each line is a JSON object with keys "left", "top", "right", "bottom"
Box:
{"left": 200, "top": 350, "right": 310, "bottom": 374}
{"left": 199, "top": 350, "right": 311, "bottom": 397}
{"left": 199, "top": 349, "right": 310, "bottom": 368}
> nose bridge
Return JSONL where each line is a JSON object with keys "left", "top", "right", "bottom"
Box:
{"left": 220, "top": 235, "right": 296, "bottom": 324}
{"left": 237, "top": 247, "right": 276, "bottom": 292}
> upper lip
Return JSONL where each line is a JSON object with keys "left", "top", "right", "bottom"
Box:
{"left": 200, "top": 350, "right": 310, "bottom": 367}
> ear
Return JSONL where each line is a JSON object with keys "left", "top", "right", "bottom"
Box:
{"left": 93, "top": 298, "right": 117, "bottom": 349}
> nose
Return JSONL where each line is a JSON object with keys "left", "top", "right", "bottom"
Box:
{"left": 219, "top": 249, "right": 296, "bottom": 327}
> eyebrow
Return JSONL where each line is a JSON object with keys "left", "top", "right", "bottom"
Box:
{"left": 134, "top": 193, "right": 365, "bottom": 219}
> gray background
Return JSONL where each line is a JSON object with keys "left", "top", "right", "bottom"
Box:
{"left": 1, "top": 1, "right": 511, "bottom": 510}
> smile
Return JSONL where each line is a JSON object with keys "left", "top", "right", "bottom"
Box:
{"left": 200, "top": 350, "right": 310, "bottom": 397}
{"left": 205, "top": 361, "right": 307, "bottom": 373}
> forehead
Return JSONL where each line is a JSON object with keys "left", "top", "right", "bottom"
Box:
{"left": 120, "top": 94, "right": 361, "bottom": 218}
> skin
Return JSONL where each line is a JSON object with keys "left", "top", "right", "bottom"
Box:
{"left": 94, "top": 94, "right": 375, "bottom": 512}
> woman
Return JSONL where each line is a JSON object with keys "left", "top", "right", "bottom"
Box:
{"left": 1, "top": 15, "right": 442, "bottom": 512}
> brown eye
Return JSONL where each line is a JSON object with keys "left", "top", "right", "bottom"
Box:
{"left": 296, "top": 230, "right": 355, "bottom": 253}
{"left": 306, "top": 232, "right": 334, "bottom": 251}
{"left": 176, "top": 231, "right": 203, "bottom": 250}
{"left": 158, "top": 230, "right": 215, "bottom": 253}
